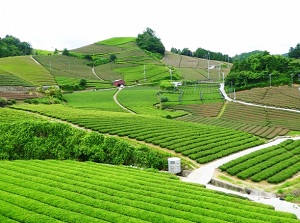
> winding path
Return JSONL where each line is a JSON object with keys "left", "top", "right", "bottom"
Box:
{"left": 180, "top": 83, "right": 300, "bottom": 218}
{"left": 92, "top": 66, "right": 104, "bottom": 81}
{"left": 219, "top": 83, "right": 300, "bottom": 114}
{"left": 113, "top": 87, "right": 135, "bottom": 114}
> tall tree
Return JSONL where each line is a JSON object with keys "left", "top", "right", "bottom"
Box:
{"left": 136, "top": 28, "right": 165, "bottom": 56}
{"left": 288, "top": 43, "right": 300, "bottom": 59}
{"left": 0, "top": 35, "right": 32, "bottom": 58}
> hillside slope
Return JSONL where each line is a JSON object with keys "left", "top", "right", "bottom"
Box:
{"left": 0, "top": 56, "right": 56, "bottom": 86}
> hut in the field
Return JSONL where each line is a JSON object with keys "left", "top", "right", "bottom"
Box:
{"left": 113, "top": 79, "right": 125, "bottom": 87}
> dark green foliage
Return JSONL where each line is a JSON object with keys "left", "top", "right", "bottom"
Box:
{"left": 171, "top": 46, "right": 231, "bottom": 63}
{"left": 110, "top": 54, "right": 117, "bottom": 62}
{"left": 226, "top": 51, "right": 300, "bottom": 90}
{"left": 79, "top": 78, "right": 87, "bottom": 87}
{"left": 288, "top": 43, "right": 300, "bottom": 59}
{"left": 180, "top": 48, "right": 193, "bottom": 57}
{"left": 0, "top": 121, "right": 169, "bottom": 170}
{"left": 232, "top": 50, "right": 265, "bottom": 61}
{"left": 0, "top": 35, "right": 32, "bottom": 58}
{"left": 0, "top": 97, "right": 7, "bottom": 107}
{"left": 62, "top": 48, "right": 69, "bottom": 56}
{"left": 136, "top": 28, "right": 165, "bottom": 56}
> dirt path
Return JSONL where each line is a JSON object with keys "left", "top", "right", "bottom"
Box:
{"left": 91, "top": 66, "right": 104, "bottom": 81}
{"left": 113, "top": 87, "right": 135, "bottom": 114}
{"left": 30, "top": 56, "right": 40, "bottom": 65}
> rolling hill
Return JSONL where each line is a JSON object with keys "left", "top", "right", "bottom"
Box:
{"left": 1, "top": 35, "right": 300, "bottom": 220}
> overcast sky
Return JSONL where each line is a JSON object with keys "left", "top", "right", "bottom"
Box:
{"left": 1, "top": 0, "right": 299, "bottom": 56}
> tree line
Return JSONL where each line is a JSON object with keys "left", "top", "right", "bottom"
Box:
{"left": 170, "top": 47, "right": 232, "bottom": 63}
{"left": 0, "top": 35, "right": 32, "bottom": 58}
{"left": 226, "top": 51, "right": 300, "bottom": 90}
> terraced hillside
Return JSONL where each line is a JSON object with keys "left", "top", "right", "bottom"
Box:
{"left": 0, "top": 56, "right": 56, "bottom": 86}
{"left": 220, "top": 139, "right": 300, "bottom": 183}
{"left": 33, "top": 54, "right": 110, "bottom": 88}
{"left": 12, "top": 104, "right": 264, "bottom": 164}
{"left": 0, "top": 159, "right": 298, "bottom": 223}
{"left": 176, "top": 101, "right": 300, "bottom": 139}
{"left": 162, "top": 51, "right": 231, "bottom": 82}
{"left": 235, "top": 86, "right": 300, "bottom": 110}
{"left": 71, "top": 37, "right": 170, "bottom": 85}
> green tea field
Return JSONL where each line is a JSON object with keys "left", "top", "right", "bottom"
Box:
{"left": 0, "top": 160, "right": 298, "bottom": 223}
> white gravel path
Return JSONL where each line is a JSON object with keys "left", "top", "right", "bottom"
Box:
{"left": 113, "top": 87, "right": 135, "bottom": 114}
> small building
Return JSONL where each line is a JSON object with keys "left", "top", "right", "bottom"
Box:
{"left": 113, "top": 79, "right": 125, "bottom": 87}
{"left": 172, "top": 82, "right": 182, "bottom": 87}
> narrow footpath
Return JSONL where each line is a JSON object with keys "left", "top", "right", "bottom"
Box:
{"left": 92, "top": 66, "right": 104, "bottom": 81}
{"left": 113, "top": 87, "right": 135, "bottom": 114}
{"left": 180, "top": 83, "right": 300, "bottom": 219}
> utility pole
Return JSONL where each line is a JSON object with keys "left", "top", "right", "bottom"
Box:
{"left": 207, "top": 51, "right": 210, "bottom": 80}
{"left": 269, "top": 73, "right": 272, "bottom": 87}
{"left": 291, "top": 73, "right": 294, "bottom": 86}
{"left": 233, "top": 88, "right": 236, "bottom": 100}
{"left": 218, "top": 65, "right": 221, "bottom": 82}
{"left": 50, "top": 61, "right": 52, "bottom": 71}
{"left": 169, "top": 68, "right": 172, "bottom": 81}
{"left": 143, "top": 65, "right": 146, "bottom": 83}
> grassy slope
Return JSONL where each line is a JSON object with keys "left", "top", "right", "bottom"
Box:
{"left": 33, "top": 54, "right": 102, "bottom": 86}
{"left": 63, "top": 89, "right": 125, "bottom": 112}
{"left": 0, "top": 56, "right": 56, "bottom": 86}
{"left": 162, "top": 51, "right": 231, "bottom": 82}
{"left": 72, "top": 38, "right": 169, "bottom": 85}
{"left": 117, "top": 85, "right": 188, "bottom": 117}
{"left": 0, "top": 160, "right": 298, "bottom": 223}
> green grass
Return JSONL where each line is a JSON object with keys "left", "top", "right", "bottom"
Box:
{"left": 63, "top": 89, "right": 126, "bottom": 112}
{"left": 34, "top": 55, "right": 99, "bottom": 86}
{"left": 34, "top": 49, "right": 54, "bottom": 55}
{"left": 0, "top": 56, "right": 56, "bottom": 86}
{"left": 117, "top": 85, "right": 187, "bottom": 117}
{"left": 0, "top": 160, "right": 298, "bottom": 222}
{"left": 71, "top": 39, "right": 167, "bottom": 85}
{"left": 97, "top": 37, "right": 136, "bottom": 46}
{"left": 162, "top": 83, "right": 224, "bottom": 105}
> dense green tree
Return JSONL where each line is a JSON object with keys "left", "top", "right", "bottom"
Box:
{"left": 226, "top": 51, "right": 300, "bottom": 89}
{"left": 62, "top": 48, "right": 69, "bottom": 56}
{"left": 109, "top": 54, "right": 117, "bottom": 62}
{"left": 288, "top": 43, "right": 300, "bottom": 59}
{"left": 0, "top": 35, "right": 32, "bottom": 58}
{"left": 232, "top": 50, "right": 264, "bottom": 61}
{"left": 170, "top": 47, "right": 180, "bottom": 54}
{"left": 180, "top": 48, "right": 193, "bottom": 57}
{"left": 136, "top": 28, "right": 165, "bottom": 56}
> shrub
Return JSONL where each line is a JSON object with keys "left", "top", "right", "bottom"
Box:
{"left": 0, "top": 121, "right": 169, "bottom": 170}
{"left": 0, "top": 97, "right": 7, "bottom": 107}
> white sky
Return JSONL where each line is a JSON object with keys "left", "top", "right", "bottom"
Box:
{"left": 1, "top": 0, "right": 299, "bottom": 56}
